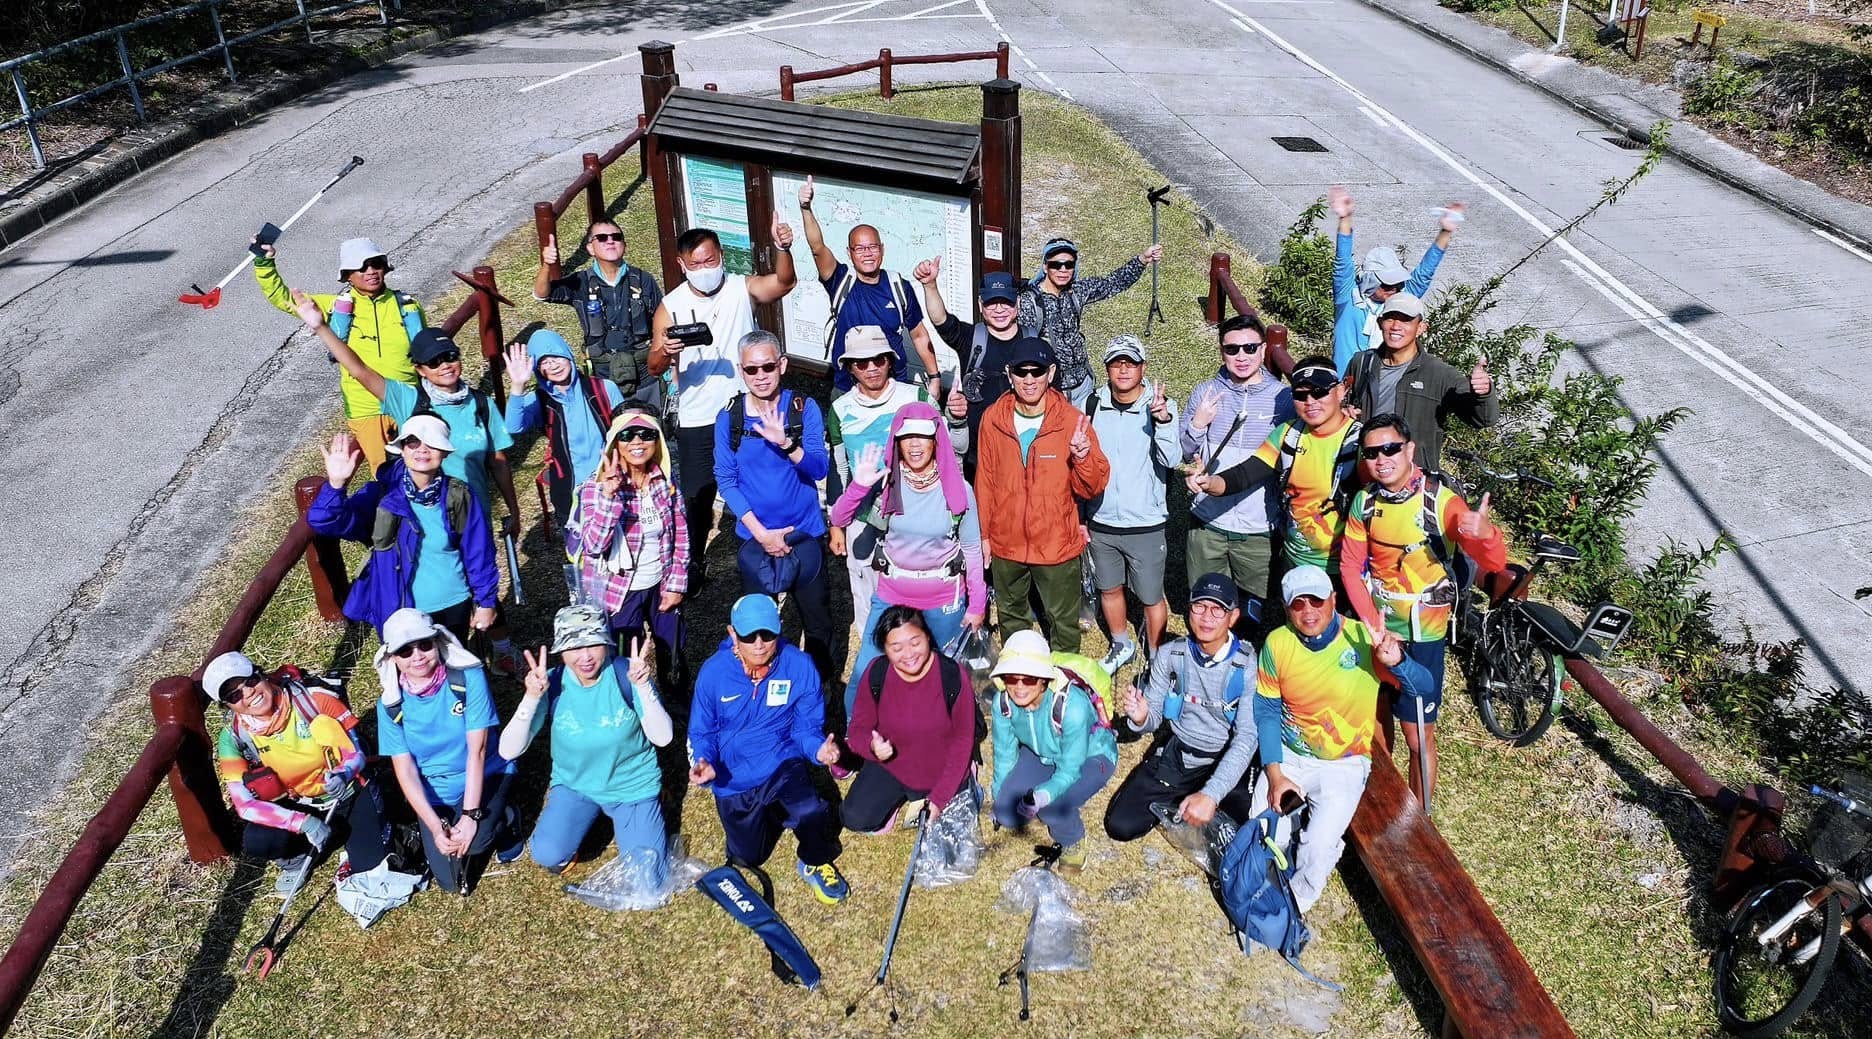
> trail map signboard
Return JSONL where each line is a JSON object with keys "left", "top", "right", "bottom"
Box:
{"left": 679, "top": 156, "right": 756, "bottom": 275}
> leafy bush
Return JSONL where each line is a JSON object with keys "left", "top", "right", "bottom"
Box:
{"left": 1258, "top": 199, "right": 1335, "bottom": 342}
{"left": 1683, "top": 61, "right": 1764, "bottom": 127}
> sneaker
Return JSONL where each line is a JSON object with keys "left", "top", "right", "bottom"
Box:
{"left": 275, "top": 854, "right": 315, "bottom": 897}
{"left": 900, "top": 800, "right": 927, "bottom": 829}
{"left": 489, "top": 652, "right": 518, "bottom": 679}
{"left": 1099, "top": 638, "right": 1137, "bottom": 675}
{"left": 495, "top": 805, "right": 526, "bottom": 863}
{"left": 829, "top": 761, "right": 854, "bottom": 781}
{"left": 1057, "top": 843, "right": 1087, "bottom": 875}
{"left": 797, "top": 859, "right": 850, "bottom": 904}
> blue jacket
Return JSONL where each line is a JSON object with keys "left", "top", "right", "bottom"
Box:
{"left": 307, "top": 461, "right": 500, "bottom": 632}
{"left": 714, "top": 390, "right": 831, "bottom": 540}
{"left": 688, "top": 638, "right": 828, "bottom": 796}
{"left": 1331, "top": 232, "right": 1445, "bottom": 372}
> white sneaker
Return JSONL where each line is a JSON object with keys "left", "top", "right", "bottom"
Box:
{"left": 275, "top": 854, "right": 315, "bottom": 897}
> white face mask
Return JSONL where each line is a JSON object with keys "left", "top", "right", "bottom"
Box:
{"left": 684, "top": 263, "right": 725, "bottom": 294}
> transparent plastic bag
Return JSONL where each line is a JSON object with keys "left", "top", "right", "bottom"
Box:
{"left": 995, "top": 866, "right": 1091, "bottom": 972}
{"left": 565, "top": 836, "right": 707, "bottom": 911}
{"left": 913, "top": 786, "right": 984, "bottom": 889}
{"left": 1078, "top": 548, "right": 1099, "bottom": 631}
{"left": 1149, "top": 801, "right": 1240, "bottom": 878}
{"left": 943, "top": 626, "right": 998, "bottom": 702}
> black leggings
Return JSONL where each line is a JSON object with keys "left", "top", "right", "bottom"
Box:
{"left": 1102, "top": 734, "right": 1257, "bottom": 842}
{"left": 241, "top": 783, "right": 389, "bottom": 871}
{"left": 839, "top": 763, "right": 929, "bottom": 833}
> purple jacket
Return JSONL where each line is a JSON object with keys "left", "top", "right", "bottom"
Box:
{"left": 307, "top": 461, "right": 500, "bottom": 632}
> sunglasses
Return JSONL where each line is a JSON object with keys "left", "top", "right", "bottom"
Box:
{"left": 392, "top": 637, "right": 437, "bottom": 658}
{"left": 418, "top": 349, "right": 462, "bottom": 367}
{"left": 397, "top": 436, "right": 437, "bottom": 452}
{"left": 1291, "top": 385, "right": 1337, "bottom": 402}
{"left": 1360, "top": 441, "right": 1407, "bottom": 460}
{"left": 590, "top": 232, "right": 623, "bottom": 243}
{"left": 1288, "top": 594, "right": 1330, "bottom": 609}
{"left": 218, "top": 673, "right": 267, "bottom": 705}
{"left": 845, "top": 354, "right": 892, "bottom": 370}
{"left": 1221, "top": 341, "right": 1263, "bottom": 356}
{"left": 614, "top": 426, "right": 658, "bottom": 443}
{"left": 735, "top": 629, "right": 778, "bottom": 644}
{"left": 1001, "top": 673, "right": 1048, "bottom": 687}
{"left": 1044, "top": 260, "right": 1076, "bottom": 270}
{"left": 1009, "top": 365, "right": 1048, "bottom": 379}
{"left": 360, "top": 257, "right": 390, "bottom": 272}
{"left": 741, "top": 362, "right": 779, "bottom": 376}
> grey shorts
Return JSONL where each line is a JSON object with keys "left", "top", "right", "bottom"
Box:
{"left": 1089, "top": 528, "right": 1168, "bottom": 605}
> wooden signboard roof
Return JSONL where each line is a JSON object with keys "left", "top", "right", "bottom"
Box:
{"left": 647, "top": 87, "right": 981, "bottom": 187}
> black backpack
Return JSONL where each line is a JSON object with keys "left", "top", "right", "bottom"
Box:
{"left": 728, "top": 391, "right": 807, "bottom": 452}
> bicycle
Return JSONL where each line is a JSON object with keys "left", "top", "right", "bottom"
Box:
{"left": 1446, "top": 450, "right": 1634, "bottom": 745}
{"left": 1712, "top": 784, "right": 1872, "bottom": 1037}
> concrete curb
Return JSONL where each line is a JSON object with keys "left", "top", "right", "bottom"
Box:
{"left": 1354, "top": 0, "right": 1872, "bottom": 252}
{"left": 0, "top": 0, "right": 580, "bottom": 251}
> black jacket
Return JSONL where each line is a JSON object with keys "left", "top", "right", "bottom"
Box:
{"left": 1345, "top": 348, "right": 1498, "bottom": 472}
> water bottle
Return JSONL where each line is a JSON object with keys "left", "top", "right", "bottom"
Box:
{"left": 330, "top": 293, "right": 355, "bottom": 341}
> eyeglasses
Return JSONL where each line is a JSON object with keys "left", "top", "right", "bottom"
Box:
{"left": 736, "top": 630, "right": 778, "bottom": 644}
{"left": 1001, "top": 673, "right": 1048, "bottom": 687}
{"left": 218, "top": 674, "right": 266, "bottom": 705}
{"left": 1288, "top": 594, "right": 1329, "bottom": 609}
{"left": 1220, "top": 341, "right": 1262, "bottom": 356}
{"left": 845, "top": 354, "right": 892, "bottom": 370}
{"left": 392, "top": 638, "right": 437, "bottom": 658}
{"left": 614, "top": 427, "right": 658, "bottom": 443}
{"left": 1009, "top": 365, "right": 1048, "bottom": 379}
{"left": 850, "top": 244, "right": 883, "bottom": 255}
{"left": 1044, "top": 260, "right": 1075, "bottom": 271}
{"left": 1291, "top": 385, "right": 1337, "bottom": 402}
{"left": 741, "top": 362, "right": 779, "bottom": 376}
{"left": 590, "top": 232, "right": 623, "bottom": 243}
{"left": 1360, "top": 441, "right": 1407, "bottom": 460}
{"left": 1189, "top": 600, "right": 1234, "bottom": 616}
{"left": 418, "top": 349, "right": 462, "bottom": 366}
{"left": 360, "top": 257, "right": 390, "bottom": 272}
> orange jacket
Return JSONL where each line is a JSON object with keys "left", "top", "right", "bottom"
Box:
{"left": 976, "top": 390, "right": 1111, "bottom": 566}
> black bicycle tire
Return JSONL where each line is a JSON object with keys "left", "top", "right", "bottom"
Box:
{"left": 1712, "top": 876, "right": 1844, "bottom": 1038}
{"left": 1473, "top": 610, "right": 1560, "bottom": 746}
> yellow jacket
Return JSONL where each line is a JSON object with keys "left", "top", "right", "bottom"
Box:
{"left": 254, "top": 257, "right": 422, "bottom": 418}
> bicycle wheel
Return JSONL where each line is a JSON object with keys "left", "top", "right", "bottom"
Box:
{"left": 1472, "top": 610, "right": 1561, "bottom": 746}
{"left": 1712, "top": 876, "right": 1843, "bottom": 1038}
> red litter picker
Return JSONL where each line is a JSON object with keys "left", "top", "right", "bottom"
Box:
{"left": 180, "top": 155, "right": 365, "bottom": 309}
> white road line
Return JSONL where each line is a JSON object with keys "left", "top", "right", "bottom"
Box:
{"left": 976, "top": 0, "right": 1072, "bottom": 100}
{"left": 906, "top": 0, "right": 972, "bottom": 14}
{"left": 518, "top": 52, "right": 632, "bottom": 94}
{"left": 691, "top": 0, "right": 876, "bottom": 40}
{"left": 1208, "top": 0, "right": 1872, "bottom": 476}
{"left": 822, "top": 0, "right": 890, "bottom": 22}
{"left": 1231, "top": 17, "right": 1258, "bottom": 33}
{"left": 1814, "top": 227, "right": 1872, "bottom": 267}
{"left": 1356, "top": 104, "right": 1387, "bottom": 128}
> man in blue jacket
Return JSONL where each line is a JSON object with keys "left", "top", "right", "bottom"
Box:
{"left": 715, "top": 330, "right": 836, "bottom": 682}
{"left": 1329, "top": 186, "right": 1464, "bottom": 372}
{"left": 688, "top": 594, "right": 849, "bottom": 904}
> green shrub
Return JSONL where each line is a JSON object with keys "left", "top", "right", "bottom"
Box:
{"left": 1684, "top": 61, "right": 1764, "bottom": 127}
{"left": 1258, "top": 199, "right": 1335, "bottom": 341}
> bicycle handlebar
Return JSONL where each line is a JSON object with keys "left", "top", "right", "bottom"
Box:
{"left": 1811, "top": 785, "right": 1871, "bottom": 819}
{"left": 1448, "top": 450, "right": 1555, "bottom": 490}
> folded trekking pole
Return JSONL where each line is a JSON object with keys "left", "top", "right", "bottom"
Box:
{"left": 1144, "top": 185, "right": 1169, "bottom": 337}
{"left": 1415, "top": 696, "right": 1433, "bottom": 817}
{"left": 179, "top": 155, "right": 366, "bottom": 309}
{"left": 847, "top": 805, "right": 931, "bottom": 1021}
{"left": 504, "top": 531, "right": 526, "bottom": 606}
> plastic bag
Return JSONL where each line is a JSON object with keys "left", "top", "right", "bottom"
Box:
{"left": 1150, "top": 801, "right": 1240, "bottom": 878}
{"left": 914, "top": 786, "right": 984, "bottom": 889}
{"left": 943, "top": 626, "right": 998, "bottom": 701}
{"left": 1078, "top": 548, "right": 1099, "bottom": 631}
{"left": 995, "top": 866, "right": 1091, "bottom": 972}
{"left": 565, "top": 836, "right": 708, "bottom": 911}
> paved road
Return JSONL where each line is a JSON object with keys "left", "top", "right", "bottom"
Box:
{"left": 3, "top": 0, "right": 1868, "bottom": 872}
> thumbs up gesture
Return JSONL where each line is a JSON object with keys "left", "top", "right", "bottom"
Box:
{"left": 815, "top": 732, "right": 841, "bottom": 766}
{"left": 798, "top": 174, "right": 815, "bottom": 208}
{"left": 541, "top": 233, "right": 559, "bottom": 267}
{"left": 1470, "top": 355, "right": 1492, "bottom": 395}
{"left": 1456, "top": 491, "right": 1493, "bottom": 540}
{"left": 870, "top": 730, "right": 896, "bottom": 762}
{"left": 1069, "top": 414, "right": 1092, "bottom": 460}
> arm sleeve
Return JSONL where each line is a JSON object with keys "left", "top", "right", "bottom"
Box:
{"left": 504, "top": 391, "right": 541, "bottom": 435}
{"left": 498, "top": 693, "right": 550, "bottom": 761}
{"left": 575, "top": 481, "right": 624, "bottom": 557}
{"left": 1034, "top": 696, "right": 1090, "bottom": 803}
{"left": 935, "top": 314, "right": 971, "bottom": 355}
{"left": 826, "top": 404, "right": 849, "bottom": 504}
{"left": 1178, "top": 387, "right": 1205, "bottom": 462}
{"left": 1214, "top": 426, "right": 1284, "bottom": 495}
{"left": 1451, "top": 372, "right": 1501, "bottom": 429}
{"left": 1444, "top": 492, "right": 1507, "bottom": 574}
{"left": 633, "top": 679, "right": 674, "bottom": 748}
{"left": 217, "top": 726, "right": 308, "bottom": 830}
{"left": 990, "top": 695, "right": 1016, "bottom": 795}
{"left": 828, "top": 478, "right": 879, "bottom": 530}
{"left": 1338, "top": 495, "right": 1385, "bottom": 631}
{"left": 252, "top": 257, "right": 299, "bottom": 316}
{"left": 1133, "top": 646, "right": 1176, "bottom": 733}
{"left": 1150, "top": 398, "right": 1181, "bottom": 470}
{"left": 305, "top": 480, "right": 378, "bottom": 542}
{"left": 713, "top": 413, "right": 753, "bottom": 522}
{"left": 1017, "top": 288, "right": 1041, "bottom": 330}
{"left": 795, "top": 400, "right": 830, "bottom": 483}
{"left": 900, "top": 278, "right": 925, "bottom": 327}
{"left": 311, "top": 693, "right": 365, "bottom": 782}
{"left": 1076, "top": 257, "right": 1145, "bottom": 304}
{"left": 1332, "top": 232, "right": 1357, "bottom": 314}
{"left": 375, "top": 702, "right": 409, "bottom": 758}
{"left": 686, "top": 673, "right": 718, "bottom": 766}
{"left": 540, "top": 272, "right": 582, "bottom": 305}
{"left": 1254, "top": 642, "right": 1286, "bottom": 766}
{"left": 1406, "top": 240, "right": 1446, "bottom": 298}
{"left": 1379, "top": 650, "right": 1436, "bottom": 704}
{"left": 1067, "top": 425, "right": 1111, "bottom": 500}
{"left": 930, "top": 675, "right": 976, "bottom": 810}
{"left": 790, "top": 665, "right": 830, "bottom": 758}
{"left": 381, "top": 380, "right": 418, "bottom": 424}
{"left": 665, "top": 485, "right": 691, "bottom": 596}
{"left": 960, "top": 488, "right": 987, "bottom": 617}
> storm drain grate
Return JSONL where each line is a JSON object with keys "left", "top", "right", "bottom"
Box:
{"left": 1604, "top": 134, "right": 1646, "bottom": 150}
{"left": 1272, "top": 136, "right": 1329, "bottom": 153}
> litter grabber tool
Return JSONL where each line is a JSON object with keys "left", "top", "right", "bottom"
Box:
{"left": 504, "top": 531, "right": 526, "bottom": 606}
{"left": 180, "top": 155, "right": 366, "bottom": 309}
{"left": 698, "top": 859, "right": 822, "bottom": 990}
{"left": 846, "top": 803, "right": 932, "bottom": 1021}
{"left": 243, "top": 797, "right": 342, "bottom": 979}
{"left": 1145, "top": 185, "right": 1170, "bottom": 337}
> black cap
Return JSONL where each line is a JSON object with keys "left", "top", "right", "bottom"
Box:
{"left": 1189, "top": 572, "right": 1240, "bottom": 611}
{"left": 980, "top": 271, "right": 1019, "bottom": 306}
{"left": 1007, "top": 336, "right": 1054, "bottom": 370}
{"left": 1290, "top": 363, "right": 1341, "bottom": 391}
{"left": 408, "top": 328, "right": 460, "bottom": 366}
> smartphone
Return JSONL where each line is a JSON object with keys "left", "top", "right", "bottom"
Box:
{"left": 249, "top": 222, "right": 282, "bottom": 257}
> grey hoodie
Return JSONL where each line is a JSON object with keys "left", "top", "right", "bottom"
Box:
{"left": 1125, "top": 636, "right": 1259, "bottom": 802}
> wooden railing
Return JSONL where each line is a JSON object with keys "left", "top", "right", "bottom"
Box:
{"left": 1207, "top": 252, "right": 1295, "bottom": 378}
{"left": 780, "top": 42, "right": 1009, "bottom": 102}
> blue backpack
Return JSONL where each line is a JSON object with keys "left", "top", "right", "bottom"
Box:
{"left": 1217, "top": 808, "right": 1341, "bottom": 991}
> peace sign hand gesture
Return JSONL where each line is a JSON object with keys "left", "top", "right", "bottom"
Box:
{"left": 1149, "top": 380, "right": 1172, "bottom": 423}
{"left": 1069, "top": 415, "right": 1092, "bottom": 460}
{"left": 626, "top": 633, "right": 655, "bottom": 687}
{"left": 595, "top": 455, "right": 624, "bottom": 499}
{"left": 1191, "top": 389, "right": 1220, "bottom": 431}
{"left": 521, "top": 646, "right": 550, "bottom": 701}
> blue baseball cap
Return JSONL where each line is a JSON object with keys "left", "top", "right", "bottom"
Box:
{"left": 1007, "top": 336, "right": 1054, "bottom": 370}
{"left": 980, "top": 271, "right": 1019, "bottom": 306}
{"left": 730, "top": 594, "right": 782, "bottom": 637}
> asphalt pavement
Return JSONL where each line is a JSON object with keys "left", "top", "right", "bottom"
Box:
{"left": 3, "top": 0, "right": 1868, "bottom": 874}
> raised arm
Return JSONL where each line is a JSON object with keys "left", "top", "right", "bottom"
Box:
{"left": 292, "top": 290, "right": 386, "bottom": 399}
{"left": 748, "top": 212, "right": 799, "bottom": 305}
{"left": 912, "top": 257, "right": 949, "bottom": 324}
{"left": 797, "top": 176, "right": 839, "bottom": 283}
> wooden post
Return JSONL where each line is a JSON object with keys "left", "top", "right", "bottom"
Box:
{"left": 743, "top": 162, "right": 783, "bottom": 337}
{"left": 995, "top": 41, "right": 1010, "bottom": 79}
{"left": 1206, "top": 253, "right": 1230, "bottom": 325}
{"left": 293, "top": 476, "right": 348, "bottom": 622}
{"left": 640, "top": 41, "right": 683, "bottom": 289}
{"left": 471, "top": 264, "right": 508, "bottom": 409}
{"left": 780, "top": 65, "right": 795, "bottom": 101}
{"left": 978, "top": 79, "right": 1022, "bottom": 280}
{"left": 582, "top": 152, "right": 604, "bottom": 226}
{"left": 880, "top": 49, "right": 893, "bottom": 99}
{"left": 151, "top": 676, "right": 235, "bottom": 863}
{"left": 534, "top": 200, "right": 560, "bottom": 283}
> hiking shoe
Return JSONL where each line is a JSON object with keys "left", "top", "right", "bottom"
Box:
{"left": 495, "top": 805, "right": 526, "bottom": 863}
{"left": 1099, "top": 638, "right": 1137, "bottom": 675}
{"left": 275, "top": 854, "right": 315, "bottom": 897}
{"left": 900, "top": 800, "right": 927, "bottom": 829}
{"left": 797, "top": 860, "right": 850, "bottom": 904}
{"left": 1057, "top": 843, "right": 1087, "bottom": 875}
{"left": 489, "top": 652, "right": 518, "bottom": 679}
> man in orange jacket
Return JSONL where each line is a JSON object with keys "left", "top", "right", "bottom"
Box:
{"left": 977, "top": 337, "right": 1110, "bottom": 652}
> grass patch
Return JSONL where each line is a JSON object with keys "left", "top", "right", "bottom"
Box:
{"left": 6, "top": 84, "right": 1867, "bottom": 1039}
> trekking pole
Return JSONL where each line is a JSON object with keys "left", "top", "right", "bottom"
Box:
{"left": 503, "top": 531, "right": 526, "bottom": 606}
{"left": 179, "top": 155, "right": 367, "bottom": 309}
{"left": 1414, "top": 695, "right": 1433, "bottom": 817}
{"left": 995, "top": 843, "right": 1060, "bottom": 1019}
{"left": 846, "top": 805, "right": 931, "bottom": 1021}
{"left": 1144, "top": 185, "right": 1169, "bottom": 337}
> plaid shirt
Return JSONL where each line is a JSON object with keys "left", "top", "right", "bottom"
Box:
{"left": 566, "top": 473, "right": 690, "bottom": 614}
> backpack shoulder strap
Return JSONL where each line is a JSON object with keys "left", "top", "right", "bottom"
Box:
{"left": 1275, "top": 422, "right": 1305, "bottom": 486}
{"left": 937, "top": 656, "right": 963, "bottom": 716}
{"left": 886, "top": 272, "right": 910, "bottom": 327}
{"left": 445, "top": 479, "right": 472, "bottom": 538}
{"left": 866, "top": 656, "right": 890, "bottom": 704}
{"left": 608, "top": 657, "right": 639, "bottom": 712}
{"left": 232, "top": 720, "right": 263, "bottom": 768}
{"left": 728, "top": 394, "right": 749, "bottom": 452}
{"left": 1083, "top": 392, "right": 1100, "bottom": 421}
{"left": 824, "top": 270, "right": 859, "bottom": 348}
{"left": 1419, "top": 472, "right": 1452, "bottom": 572}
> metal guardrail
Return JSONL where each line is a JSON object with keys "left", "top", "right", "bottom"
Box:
{"left": 3, "top": 0, "right": 400, "bottom": 170}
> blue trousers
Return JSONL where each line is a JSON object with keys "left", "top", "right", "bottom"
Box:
{"left": 714, "top": 758, "right": 841, "bottom": 869}
{"left": 529, "top": 785, "right": 667, "bottom": 883}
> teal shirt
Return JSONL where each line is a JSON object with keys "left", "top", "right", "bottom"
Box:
{"left": 382, "top": 381, "right": 515, "bottom": 515}
{"left": 408, "top": 497, "right": 471, "bottom": 612}
{"left": 991, "top": 685, "right": 1118, "bottom": 805}
{"left": 550, "top": 664, "right": 661, "bottom": 805}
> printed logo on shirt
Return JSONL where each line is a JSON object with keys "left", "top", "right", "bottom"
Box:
{"left": 1338, "top": 648, "right": 1359, "bottom": 670}
{"left": 1410, "top": 381, "right": 1424, "bottom": 390}
{"left": 719, "top": 693, "right": 743, "bottom": 703}
{"left": 452, "top": 700, "right": 466, "bottom": 716}
{"left": 765, "top": 680, "right": 792, "bottom": 707}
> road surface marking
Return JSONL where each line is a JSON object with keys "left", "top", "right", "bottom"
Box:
{"left": 1356, "top": 105, "right": 1387, "bottom": 128}
{"left": 1207, "top": 0, "right": 1872, "bottom": 477}
{"left": 518, "top": 52, "right": 632, "bottom": 93}
{"left": 977, "top": 1, "right": 1072, "bottom": 100}
{"left": 1814, "top": 228, "right": 1872, "bottom": 267}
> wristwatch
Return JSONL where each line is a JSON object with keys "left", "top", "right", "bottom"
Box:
{"left": 461, "top": 807, "right": 487, "bottom": 822}
{"left": 799, "top": 201, "right": 812, "bottom": 211}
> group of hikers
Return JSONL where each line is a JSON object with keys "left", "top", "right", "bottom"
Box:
{"left": 214, "top": 178, "right": 1502, "bottom": 944}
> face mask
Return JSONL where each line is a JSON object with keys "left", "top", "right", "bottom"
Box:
{"left": 685, "top": 263, "right": 725, "bottom": 294}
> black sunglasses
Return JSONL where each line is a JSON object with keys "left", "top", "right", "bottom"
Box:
{"left": 1360, "top": 441, "right": 1407, "bottom": 460}
{"left": 393, "top": 638, "right": 437, "bottom": 658}
{"left": 217, "top": 673, "right": 266, "bottom": 705}
{"left": 735, "top": 630, "right": 778, "bottom": 644}
{"left": 614, "top": 426, "right": 658, "bottom": 443}
{"left": 1221, "top": 341, "right": 1263, "bottom": 356}
{"left": 845, "top": 354, "right": 892, "bottom": 369}
{"left": 360, "top": 257, "right": 390, "bottom": 272}
{"left": 590, "top": 232, "right": 624, "bottom": 243}
{"left": 1291, "top": 386, "right": 1337, "bottom": 402}
{"left": 418, "top": 349, "right": 462, "bottom": 366}
{"left": 741, "top": 362, "right": 779, "bottom": 376}
{"left": 1044, "top": 259, "right": 1076, "bottom": 270}
{"left": 1009, "top": 365, "right": 1048, "bottom": 378}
